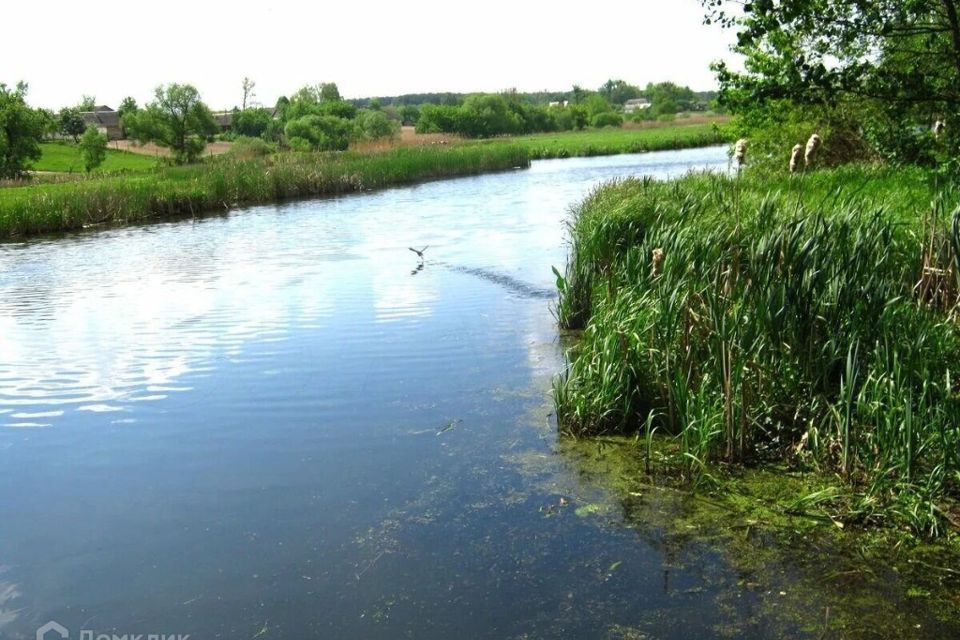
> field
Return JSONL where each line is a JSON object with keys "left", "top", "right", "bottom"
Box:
{"left": 0, "top": 145, "right": 529, "bottom": 238}
{"left": 553, "top": 165, "right": 960, "bottom": 536}
{"left": 33, "top": 142, "right": 159, "bottom": 173}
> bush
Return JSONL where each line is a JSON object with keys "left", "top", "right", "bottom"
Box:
{"left": 591, "top": 112, "right": 623, "bottom": 128}
{"left": 233, "top": 108, "right": 273, "bottom": 138}
{"left": 360, "top": 110, "right": 400, "bottom": 140}
{"left": 78, "top": 125, "right": 107, "bottom": 172}
{"left": 416, "top": 104, "right": 460, "bottom": 134}
{"left": 284, "top": 115, "right": 352, "bottom": 151}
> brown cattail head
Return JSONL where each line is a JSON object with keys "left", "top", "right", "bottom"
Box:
{"left": 789, "top": 144, "right": 803, "bottom": 173}
{"left": 651, "top": 248, "right": 665, "bottom": 279}
{"left": 734, "top": 139, "right": 748, "bottom": 167}
{"left": 804, "top": 134, "right": 822, "bottom": 168}
{"left": 934, "top": 120, "right": 946, "bottom": 140}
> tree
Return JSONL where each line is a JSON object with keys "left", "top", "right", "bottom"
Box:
{"left": 284, "top": 115, "right": 352, "bottom": 151}
{"left": 233, "top": 108, "right": 273, "bottom": 138}
{"left": 122, "top": 84, "right": 218, "bottom": 164}
{"left": 242, "top": 77, "right": 256, "bottom": 110}
{"left": 58, "top": 107, "right": 86, "bottom": 142}
{"left": 399, "top": 104, "right": 420, "bottom": 126}
{"left": 359, "top": 110, "right": 399, "bottom": 140}
{"left": 79, "top": 95, "right": 97, "bottom": 111}
{"left": 79, "top": 125, "right": 107, "bottom": 172}
{"left": 599, "top": 79, "right": 642, "bottom": 105}
{"left": 0, "top": 82, "right": 44, "bottom": 178}
{"left": 701, "top": 0, "right": 960, "bottom": 162}
{"left": 319, "top": 82, "right": 341, "bottom": 102}
{"left": 456, "top": 94, "right": 521, "bottom": 137}
{"left": 118, "top": 97, "right": 138, "bottom": 118}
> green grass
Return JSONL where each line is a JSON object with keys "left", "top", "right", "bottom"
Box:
{"left": 0, "top": 145, "right": 529, "bottom": 238}
{"left": 479, "top": 122, "right": 732, "bottom": 159}
{"left": 553, "top": 165, "right": 960, "bottom": 536}
{"left": 32, "top": 142, "right": 159, "bottom": 173}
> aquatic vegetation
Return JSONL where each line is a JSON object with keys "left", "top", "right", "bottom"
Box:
{"left": 0, "top": 145, "right": 530, "bottom": 238}
{"left": 553, "top": 165, "right": 960, "bottom": 535}
{"left": 482, "top": 123, "right": 731, "bottom": 160}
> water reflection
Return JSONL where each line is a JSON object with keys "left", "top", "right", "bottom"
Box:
{"left": 0, "top": 147, "right": 830, "bottom": 639}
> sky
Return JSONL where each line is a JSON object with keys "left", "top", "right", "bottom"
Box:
{"left": 4, "top": 0, "right": 740, "bottom": 111}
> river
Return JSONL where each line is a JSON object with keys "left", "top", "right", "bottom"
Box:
{"left": 1, "top": 146, "right": 953, "bottom": 640}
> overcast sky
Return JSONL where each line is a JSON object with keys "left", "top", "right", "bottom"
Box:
{"left": 5, "top": 0, "right": 739, "bottom": 110}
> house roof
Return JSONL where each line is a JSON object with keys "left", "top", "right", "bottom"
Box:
{"left": 81, "top": 110, "right": 121, "bottom": 128}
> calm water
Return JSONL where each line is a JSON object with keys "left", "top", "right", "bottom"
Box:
{"left": 0, "top": 147, "right": 953, "bottom": 640}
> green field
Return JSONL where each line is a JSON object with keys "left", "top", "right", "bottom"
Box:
{"left": 553, "top": 165, "right": 960, "bottom": 536}
{"left": 486, "top": 122, "right": 731, "bottom": 159}
{"left": 32, "top": 142, "right": 159, "bottom": 173}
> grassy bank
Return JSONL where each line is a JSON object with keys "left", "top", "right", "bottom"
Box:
{"left": 497, "top": 122, "right": 731, "bottom": 159}
{"left": 0, "top": 145, "right": 529, "bottom": 238}
{"left": 553, "top": 166, "right": 960, "bottom": 536}
{"left": 33, "top": 141, "right": 159, "bottom": 173}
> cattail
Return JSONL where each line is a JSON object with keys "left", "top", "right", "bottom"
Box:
{"left": 651, "top": 248, "right": 664, "bottom": 279}
{"left": 804, "top": 134, "right": 822, "bottom": 168}
{"left": 934, "top": 120, "right": 946, "bottom": 140}
{"left": 789, "top": 144, "right": 803, "bottom": 173}
{"left": 733, "top": 139, "right": 748, "bottom": 167}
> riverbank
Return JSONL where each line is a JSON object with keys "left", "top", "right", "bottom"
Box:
{"left": 501, "top": 122, "right": 730, "bottom": 159}
{"left": 0, "top": 145, "right": 529, "bottom": 238}
{"left": 553, "top": 165, "right": 960, "bottom": 537}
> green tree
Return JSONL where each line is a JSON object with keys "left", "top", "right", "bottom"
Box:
{"left": 701, "top": 0, "right": 960, "bottom": 162}
{"left": 599, "top": 79, "right": 642, "bottom": 105}
{"left": 122, "top": 84, "right": 218, "bottom": 164}
{"left": 359, "top": 110, "right": 399, "bottom": 140}
{"left": 78, "top": 125, "right": 107, "bottom": 172}
{"left": 58, "top": 107, "right": 86, "bottom": 142}
{"left": 456, "top": 94, "right": 520, "bottom": 138}
{"left": 319, "top": 82, "right": 341, "bottom": 102}
{"left": 118, "top": 97, "right": 138, "bottom": 118}
{"left": 79, "top": 95, "right": 97, "bottom": 111}
{"left": 0, "top": 82, "right": 44, "bottom": 178}
{"left": 399, "top": 104, "right": 420, "bottom": 126}
{"left": 284, "top": 115, "right": 352, "bottom": 151}
{"left": 233, "top": 108, "right": 273, "bottom": 138}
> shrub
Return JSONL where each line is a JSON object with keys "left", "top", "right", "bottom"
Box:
{"left": 591, "top": 112, "right": 623, "bottom": 128}
{"left": 78, "top": 125, "right": 107, "bottom": 172}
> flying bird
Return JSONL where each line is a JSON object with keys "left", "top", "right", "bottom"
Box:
{"left": 408, "top": 246, "right": 429, "bottom": 261}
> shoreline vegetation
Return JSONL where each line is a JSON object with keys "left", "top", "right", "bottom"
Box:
{"left": 0, "top": 145, "right": 529, "bottom": 239}
{"left": 0, "top": 122, "right": 731, "bottom": 240}
{"left": 553, "top": 166, "right": 960, "bottom": 538}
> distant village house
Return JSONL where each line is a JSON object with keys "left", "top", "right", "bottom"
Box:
{"left": 623, "top": 98, "right": 652, "bottom": 114}
{"left": 81, "top": 106, "right": 123, "bottom": 140}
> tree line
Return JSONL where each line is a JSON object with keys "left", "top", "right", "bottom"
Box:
{"left": 0, "top": 77, "right": 715, "bottom": 178}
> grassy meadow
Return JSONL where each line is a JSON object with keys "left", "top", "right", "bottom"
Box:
{"left": 33, "top": 141, "right": 159, "bottom": 173}
{"left": 553, "top": 165, "right": 960, "bottom": 536}
{"left": 0, "top": 145, "right": 529, "bottom": 238}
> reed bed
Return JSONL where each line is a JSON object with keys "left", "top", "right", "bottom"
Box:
{"left": 493, "top": 123, "right": 730, "bottom": 160}
{"left": 0, "top": 145, "right": 529, "bottom": 238}
{"left": 554, "top": 166, "right": 960, "bottom": 535}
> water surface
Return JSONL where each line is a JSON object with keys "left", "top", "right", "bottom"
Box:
{"left": 1, "top": 147, "right": 953, "bottom": 639}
